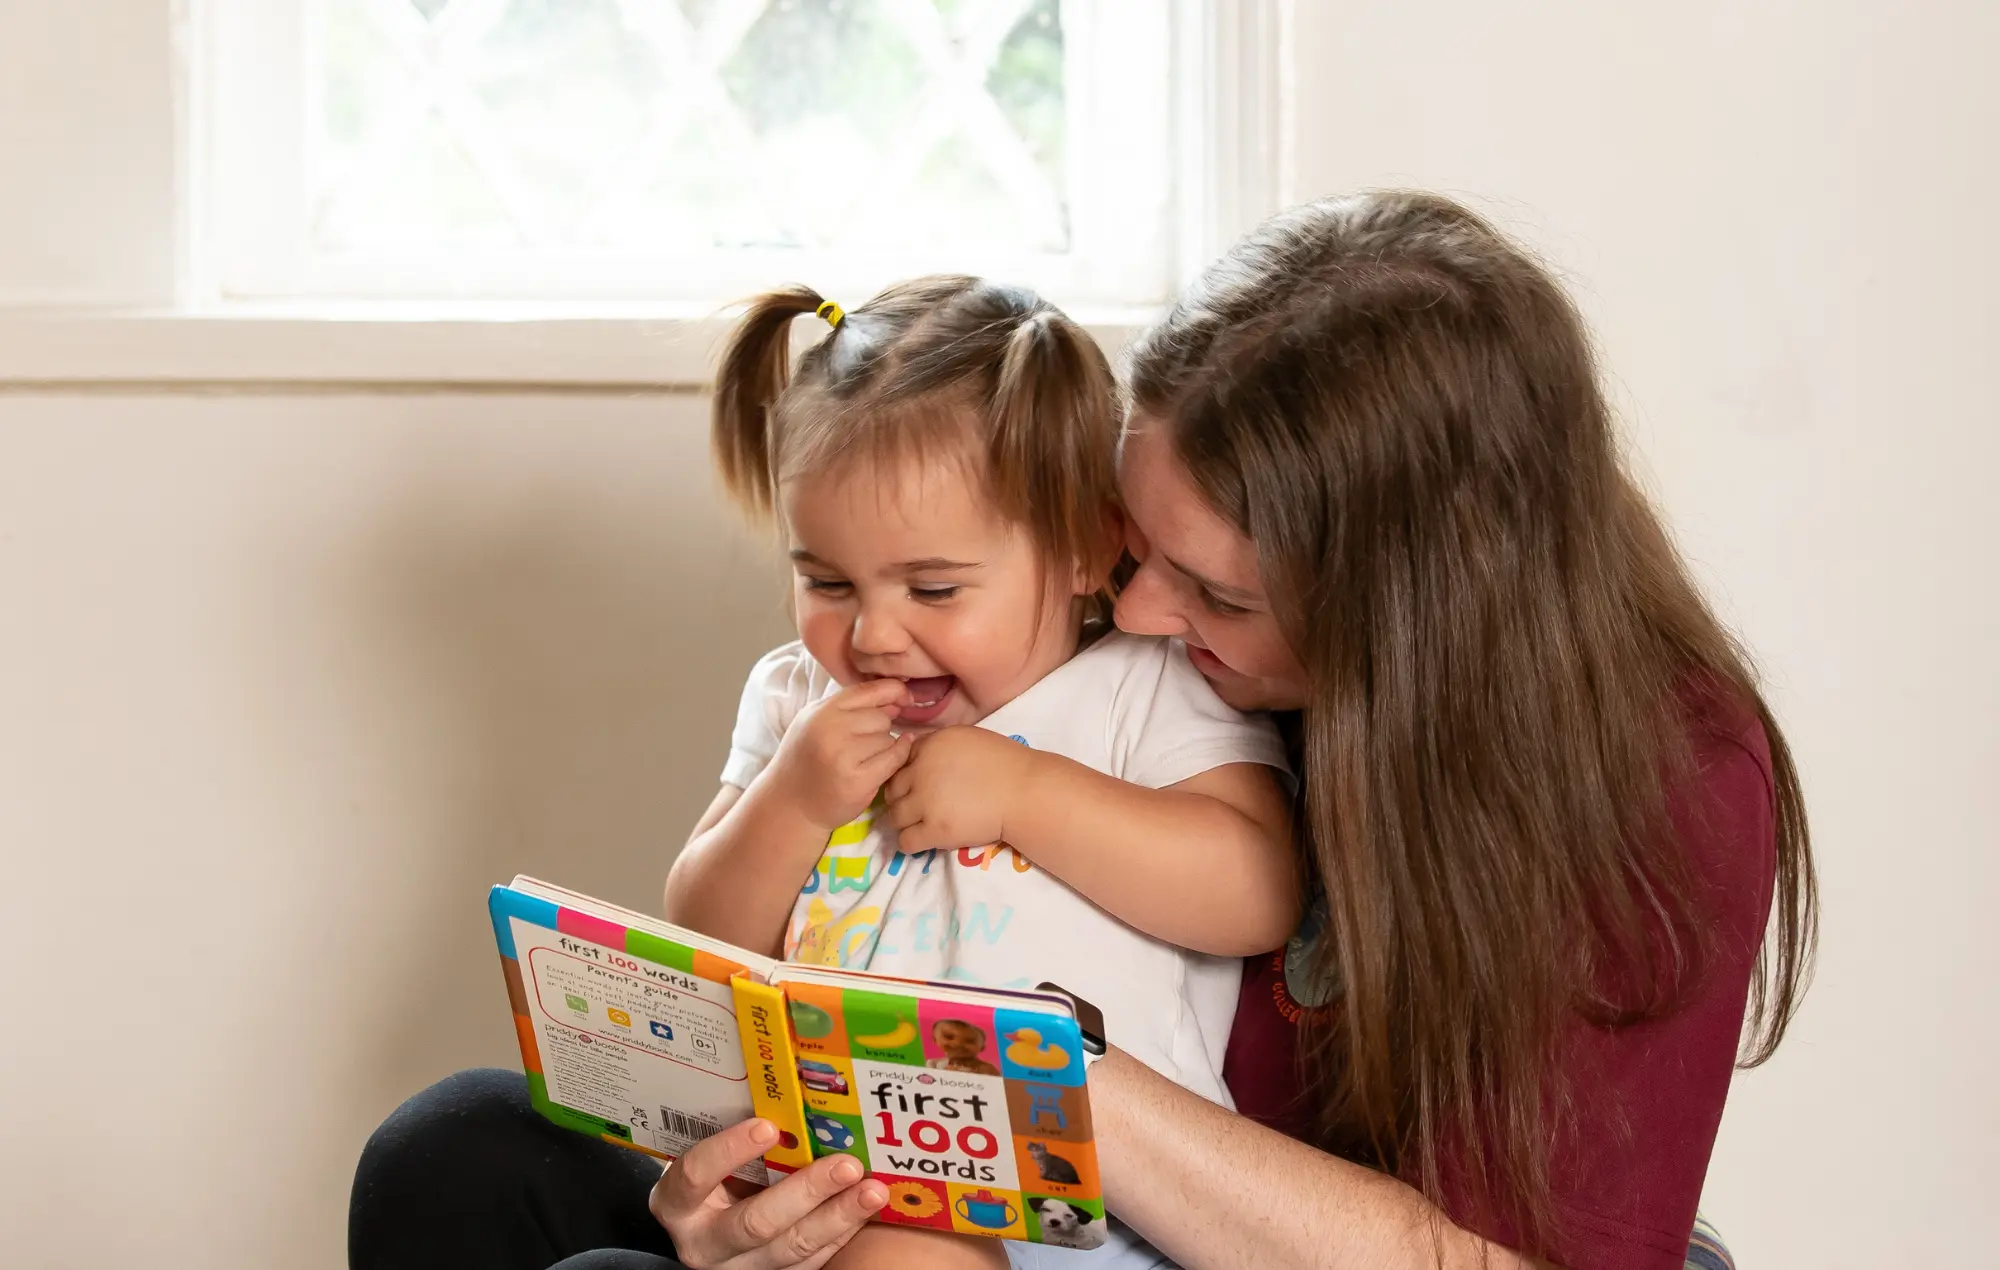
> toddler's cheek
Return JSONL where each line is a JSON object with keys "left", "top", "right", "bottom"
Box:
{"left": 796, "top": 612, "right": 856, "bottom": 683}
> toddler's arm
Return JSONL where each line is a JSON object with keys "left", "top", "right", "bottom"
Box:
{"left": 665, "top": 677, "right": 911, "bottom": 955}
{"left": 886, "top": 731, "right": 1298, "bottom": 956}
{"left": 828, "top": 1224, "right": 1007, "bottom": 1270}
{"left": 664, "top": 781, "right": 826, "bottom": 957}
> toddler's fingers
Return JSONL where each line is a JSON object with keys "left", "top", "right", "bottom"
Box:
{"left": 872, "top": 735, "right": 917, "bottom": 787}
{"left": 894, "top": 817, "right": 940, "bottom": 854}
{"left": 835, "top": 677, "right": 908, "bottom": 712}
{"left": 879, "top": 795, "right": 920, "bottom": 831}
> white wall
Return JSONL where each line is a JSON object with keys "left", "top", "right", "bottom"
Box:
{"left": 1, "top": 2, "right": 1994, "bottom": 1268}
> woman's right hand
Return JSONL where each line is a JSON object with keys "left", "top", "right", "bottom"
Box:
{"left": 650, "top": 1117, "right": 888, "bottom": 1269}
{"left": 765, "top": 677, "right": 912, "bottom": 832}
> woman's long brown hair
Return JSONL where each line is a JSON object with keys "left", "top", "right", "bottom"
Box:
{"left": 1125, "top": 192, "right": 1817, "bottom": 1253}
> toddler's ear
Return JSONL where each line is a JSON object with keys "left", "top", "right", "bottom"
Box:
{"left": 1069, "top": 504, "right": 1126, "bottom": 597}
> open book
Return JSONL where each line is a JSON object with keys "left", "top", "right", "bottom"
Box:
{"left": 489, "top": 876, "right": 1108, "bottom": 1248}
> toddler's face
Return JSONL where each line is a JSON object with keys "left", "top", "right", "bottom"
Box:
{"left": 783, "top": 448, "right": 1088, "bottom": 733}
{"left": 933, "top": 1020, "right": 984, "bottom": 1058}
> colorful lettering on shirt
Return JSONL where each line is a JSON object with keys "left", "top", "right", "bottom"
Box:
{"left": 801, "top": 900, "right": 1019, "bottom": 968}
{"left": 791, "top": 896, "right": 885, "bottom": 967}
{"left": 953, "top": 844, "right": 1033, "bottom": 873}
{"left": 884, "top": 849, "right": 939, "bottom": 877}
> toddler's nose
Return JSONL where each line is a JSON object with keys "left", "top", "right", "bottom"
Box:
{"left": 850, "top": 603, "right": 911, "bottom": 656}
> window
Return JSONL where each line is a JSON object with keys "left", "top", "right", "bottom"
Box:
{"left": 199, "top": 0, "right": 1207, "bottom": 309}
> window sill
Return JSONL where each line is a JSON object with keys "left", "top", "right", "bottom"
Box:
{"left": 0, "top": 307, "right": 1154, "bottom": 389}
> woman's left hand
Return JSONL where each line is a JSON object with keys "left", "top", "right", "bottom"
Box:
{"left": 881, "top": 726, "right": 1036, "bottom": 854}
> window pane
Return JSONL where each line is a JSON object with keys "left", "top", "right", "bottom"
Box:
{"left": 307, "top": 0, "right": 1078, "bottom": 257}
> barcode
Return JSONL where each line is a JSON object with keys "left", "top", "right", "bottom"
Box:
{"left": 662, "top": 1108, "right": 721, "bottom": 1144}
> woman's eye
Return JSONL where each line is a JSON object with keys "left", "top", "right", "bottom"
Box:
{"left": 1200, "top": 589, "right": 1251, "bottom": 617}
{"left": 801, "top": 577, "right": 852, "bottom": 595}
{"left": 910, "top": 586, "right": 960, "bottom": 603}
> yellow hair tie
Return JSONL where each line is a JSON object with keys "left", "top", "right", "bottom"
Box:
{"left": 816, "top": 299, "right": 844, "bottom": 329}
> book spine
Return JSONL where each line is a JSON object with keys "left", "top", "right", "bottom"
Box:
{"left": 730, "top": 974, "right": 816, "bottom": 1174}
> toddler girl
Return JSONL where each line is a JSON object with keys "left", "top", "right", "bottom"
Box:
{"left": 664, "top": 277, "right": 1297, "bottom": 1268}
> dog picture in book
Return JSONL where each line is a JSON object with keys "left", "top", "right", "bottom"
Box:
{"left": 1029, "top": 1197, "right": 1106, "bottom": 1250}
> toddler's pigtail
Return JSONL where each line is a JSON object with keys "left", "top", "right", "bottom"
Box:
{"left": 712, "top": 285, "right": 828, "bottom": 519}
{"left": 991, "top": 311, "right": 1123, "bottom": 591}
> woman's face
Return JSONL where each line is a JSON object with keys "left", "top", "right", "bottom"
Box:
{"left": 1115, "top": 419, "right": 1309, "bottom": 712}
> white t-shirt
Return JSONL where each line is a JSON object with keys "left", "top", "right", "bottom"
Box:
{"left": 721, "top": 630, "right": 1288, "bottom": 1108}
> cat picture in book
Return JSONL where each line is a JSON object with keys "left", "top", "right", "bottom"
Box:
{"left": 923, "top": 1018, "right": 1001, "bottom": 1076}
{"left": 1025, "top": 1139, "right": 1082, "bottom": 1186}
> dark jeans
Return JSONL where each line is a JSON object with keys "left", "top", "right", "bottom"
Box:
{"left": 349, "top": 1067, "right": 690, "bottom": 1270}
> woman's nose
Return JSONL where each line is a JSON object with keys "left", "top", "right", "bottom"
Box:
{"left": 1113, "top": 560, "right": 1188, "bottom": 638}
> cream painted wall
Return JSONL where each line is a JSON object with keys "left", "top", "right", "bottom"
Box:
{"left": 1282, "top": 2, "right": 2000, "bottom": 1263}
{"left": 1, "top": 389, "right": 794, "bottom": 1266}
{"left": 1, "top": 2, "right": 1995, "bottom": 1268}
{"left": 0, "top": 0, "right": 176, "bottom": 305}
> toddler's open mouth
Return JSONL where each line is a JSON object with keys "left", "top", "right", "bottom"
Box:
{"left": 894, "top": 674, "right": 956, "bottom": 726}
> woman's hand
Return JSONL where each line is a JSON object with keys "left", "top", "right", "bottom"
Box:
{"left": 881, "top": 725, "right": 1037, "bottom": 853}
{"left": 650, "top": 1118, "right": 887, "bottom": 1269}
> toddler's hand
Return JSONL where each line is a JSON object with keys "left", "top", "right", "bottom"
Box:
{"left": 767, "top": 678, "right": 914, "bottom": 832}
{"left": 881, "top": 726, "right": 1035, "bottom": 854}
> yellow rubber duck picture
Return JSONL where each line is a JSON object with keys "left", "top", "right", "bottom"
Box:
{"left": 1003, "top": 1028, "right": 1070, "bottom": 1071}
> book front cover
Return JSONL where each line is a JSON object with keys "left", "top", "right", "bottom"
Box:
{"left": 775, "top": 979, "right": 1106, "bottom": 1247}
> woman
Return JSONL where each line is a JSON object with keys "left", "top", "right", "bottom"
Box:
{"left": 351, "top": 192, "right": 1813, "bottom": 1269}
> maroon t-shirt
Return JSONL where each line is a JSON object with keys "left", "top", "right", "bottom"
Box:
{"left": 1225, "top": 700, "right": 1777, "bottom": 1269}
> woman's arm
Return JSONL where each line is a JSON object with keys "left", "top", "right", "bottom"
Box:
{"left": 884, "top": 727, "right": 1298, "bottom": 955}
{"left": 1090, "top": 1048, "right": 1556, "bottom": 1270}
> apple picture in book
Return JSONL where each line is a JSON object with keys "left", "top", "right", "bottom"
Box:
{"left": 789, "top": 1000, "right": 835, "bottom": 1040}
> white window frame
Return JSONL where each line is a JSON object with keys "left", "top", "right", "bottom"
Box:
{"left": 0, "top": 0, "right": 1287, "bottom": 387}
{"left": 193, "top": 0, "right": 1255, "bottom": 312}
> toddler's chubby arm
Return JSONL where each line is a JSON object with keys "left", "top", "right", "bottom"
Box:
{"left": 664, "top": 678, "right": 912, "bottom": 956}
{"left": 883, "top": 729, "right": 1298, "bottom": 956}
{"left": 826, "top": 1224, "right": 1007, "bottom": 1270}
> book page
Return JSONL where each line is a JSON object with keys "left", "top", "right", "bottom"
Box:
{"left": 509, "top": 916, "right": 766, "bottom": 1183}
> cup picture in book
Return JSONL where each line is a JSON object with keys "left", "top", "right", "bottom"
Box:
{"left": 946, "top": 1181, "right": 1028, "bottom": 1239}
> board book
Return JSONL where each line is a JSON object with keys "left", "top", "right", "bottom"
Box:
{"left": 490, "top": 875, "right": 1107, "bottom": 1247}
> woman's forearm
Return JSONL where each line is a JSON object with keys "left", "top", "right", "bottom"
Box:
{"left": 1091, "top": 1048, "right": 1544, "bottom": 1270}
